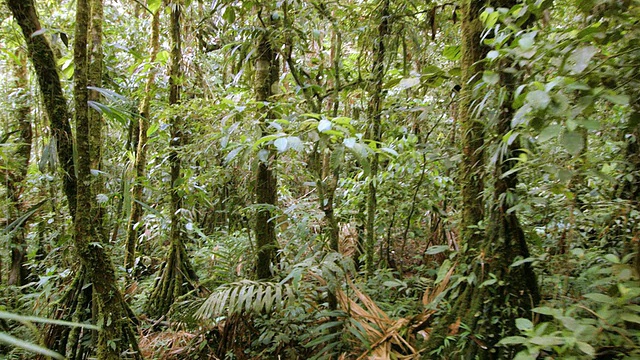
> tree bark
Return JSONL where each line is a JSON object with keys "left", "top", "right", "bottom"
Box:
{"left": 364, "top": 0, "right": 389, "bottom": 274}
{"left": 457, "top": 0, "right": 487, "bottom": 249}
{"left": 7, "top": 49, "right": 33, "bottom": 287}
{"left": 6, "top": 0, "right": 77, "bottom": 218}
{"left": 425, "top": 1, "right": 540, "bottom": 358}
{"left": 73, "top": 0, "right": 141, "bottom": 358}
{"left": 254, "top": 11, "right": 280, "bottom": 280}
{"left": 88, "top": 0, "right": 107, "bottom": 239}
{"left": 125, "top": 8, "right": 160, "bottom": 272}
{"left": 145, "top": 1, "right": 198, "bottom": 318}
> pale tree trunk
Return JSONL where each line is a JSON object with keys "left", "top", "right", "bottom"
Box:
{"left": 364, "top": 0, "right": 389, "bottom": 274}
{"left": 125, "top": 8, "right": 161, "bottom": 273}
{"left": 146, "top": 0, "right": 198, "bottom": 318}
{"left": 254, "top": 10, "right": 280, "bottom": 280}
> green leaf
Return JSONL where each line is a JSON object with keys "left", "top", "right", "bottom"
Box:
{"left": 343, "top": 137, "right": 356, "bottom": 148}
{"left": 224, "top": 147, "right": 243, "bottom": 164}
{"left": 529, "top": 336, "right": 564, "bottom": 346}
{"left": 526, "top": 90, "right": 551, "bottom": 110}
{"left": 425, "top": 245, "right": 449, "bottom": 255}
{"left": 147, "top": 0, "right": 162, "bottom": 14}
{"left": 253, "top": 134, "right": 279, "bottom": 149}
{"left": 583, "top": 293, "right": 614, "bottom": 304}
{"left": 566, "top": 46, "right": 597, "bottom": 74}
{"left": 0, "top": 332, "right": 64, "bottom": 359}
{"left": 380, "top": 147, "right": 398, "bottom": 157}
{"left": 487, "top": 50, "right": 500, "bottom": 60}
{"left": 483, "top": 71, "right": 500, "bottom": 85}
{"left": 398, "top": 77, "right": 420, "bottom": 89}
{"left": 443, "top": 45, "right": 461, "bottom": 61}
{"left": 620, "top": 313, "right": 640, "bottom": 324}
{"left": 318, "top": 119, "right": 332, "bottom": 133}
{"left": 602, "top": 92, "right": 630, "bottom": 105}
{"left": 286, "top": 136, "right": 303, "bottom": 151}
{"left": 510, "top": 257, "right": 537, "bottom": 267}
{"left": 498, "top": 336, "right": 527, "bottom": 345}
{"left": 435, "top": 259, "right": 452, "bottom": 284}
{"left": 222, "top": 6, "right": 236, "bottom": 24}
{"left": 156, "top": 50, "right": 170, "bottom": 64}
{"left": 603, "top": 254, "right": 620, "bottom": 264}
{"left": 330, "top": 145, "right": 345, "bottom": 171}
{"left": 532, "top": 306, "right": 561, "bottom": 317}
{"left": 515, "top": 318, "right": 533, "bottom": 331}
{"left": 274, "top": 137, "right": 288, "bottom": 152}
{"left": 3, "top": 200, "right": 47, "bottom": 236}
{"left": 0, "top": 311, "right": 99, "bottom": 330}
{"left": 538, "top": 124, "right": 561, "bottom": 142}
{"left": 561, "top": 131, "right": 584, "bottom": 155}
{"left": 576, "top": 341, "right": 595, "bottom": 356}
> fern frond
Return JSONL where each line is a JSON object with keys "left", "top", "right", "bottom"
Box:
{"left": 194, "top": 280, "right": 292, "bottom": 320}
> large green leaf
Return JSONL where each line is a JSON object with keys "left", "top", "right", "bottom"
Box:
{"left": 561, "top": 131, "right": 584, "bottom": 155}
{"left": 526, "top": 90, "right": 551, "bottom": 110}
{"left": 566, "top": 46, "right": 597, "bottom": 74}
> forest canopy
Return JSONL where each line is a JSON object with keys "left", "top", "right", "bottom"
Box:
{"left": 0, "top": 0, "right": 639, "bottom": 359}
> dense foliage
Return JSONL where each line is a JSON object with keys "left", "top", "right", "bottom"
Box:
{"left": 0, "top": 0, "right": 638, "bottom": 359}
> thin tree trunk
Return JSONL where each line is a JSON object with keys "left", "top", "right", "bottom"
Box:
{"left": 7, "top": 49, "right": 33, "bottom": 287}
{"left": 364, "top": 0, "right": 389, "bottom": 274}
{"left": 424, "top": 0, "right": 488, "bottom": 354}
{"left": 145, "top": 1, "right": 198, "bottom": 318}
{"left": 88, "top": 0, "right": 106, "bottom": 239}
{"left": 254, "top": 11, "right": 280, "bottom": 280}
{"left": 125, "top": 8, "right": 160, "bottom": 272}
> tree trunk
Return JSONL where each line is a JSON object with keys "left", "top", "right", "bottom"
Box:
{"left": 6, "top": 0, "right": 77, "bottom": 218}
{"left": 619, "top": 103, "right": 640, "bottom": 276}
{"left": 457, "top": 0, "right": 487, "bottom": 249}
{"left": 88, "top": 0, "right": 106, "bottom": 239}
{"left": 145, "top": 1, "right": 198, "bottom": 318}
{"left": 7, "top": 49, "right": 33, "bottom": 287}
{"left": 254, "top": 11, "right": 280, "bottom": 280}
{"left": 425, "top": 1, "right": 541, "bottom": 358}
{"left": 125, "top": 8, "right": 160, "bottom": 273}
{"left": 73, "top": 0, "right": 141, "bottom": 358}
{"left": 364, "top": 0, "right": 389, "bottom": 274}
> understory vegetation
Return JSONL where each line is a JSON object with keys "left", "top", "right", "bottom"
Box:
{"left": 1, "top": 0, "right": 639, "bottom": 359}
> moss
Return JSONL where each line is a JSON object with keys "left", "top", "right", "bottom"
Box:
{"left": 254, "top": 15, "right": 280, "bottom": 280}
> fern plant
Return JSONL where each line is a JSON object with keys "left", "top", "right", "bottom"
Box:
{"left": 195, "top": 280, "right": 296, "bottom": 320}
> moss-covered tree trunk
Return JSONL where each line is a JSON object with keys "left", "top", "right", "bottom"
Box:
{"left": 73, "top": 0, "right": 141, "bottom": 358}
{"left": 8, "top": 1, "right": 141, "bottom": 357}
{"left": 425, "top": 1, "right": 540, "bottom": 358}
{"left": 125, "top": 8, "right": 160, "bottom": 273}
{"left": 145, "top": 0, "right": 198, "bottom": 318}
{"left": 457, "top": 0, "right": 487, "bottom": 249}
{"left": 254, "top": 11, "right": 280, "bottom": 280}
{"left": 88, "top": 0, "right": 107, "bottom": 240}
{"left": 6, "top": 0, "right": 77, "bottom": 218}
{"left": 7, "top": 49, "right": 33, "bottom": 287}
{"left": 364, "top": 0, "right": 389, "bottom": 274}
{"left": 619, "top": 103, "right": 640, "bottom": 275}
{"left": 423, "top": 0, "right": 489, "bottom": 356}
